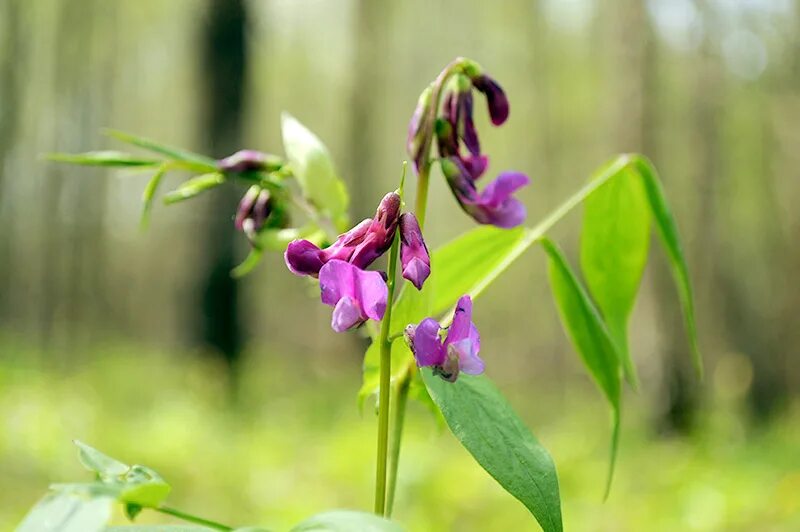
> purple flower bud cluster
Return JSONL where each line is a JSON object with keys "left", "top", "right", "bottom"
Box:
{"left": 285, "top": 192, "right": 431, "bottom": 333}
{"left": 406, "top": 59, "right": 529, "bottom": 229}
{"left": 218, "top": 149, "right": 282, "bottom": 174}
{"left": 235, "top": 185, "right": 272, "bottom": 241}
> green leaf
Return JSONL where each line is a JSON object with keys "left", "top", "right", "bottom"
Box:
{"left": 632, "top": 156, "right": 703, "bottom": 377}
{"left": 541, "top": 238, "right": 621, "bottom": 497}
{"left": 17, "top": 492, "right": 113, "bottom": 532}
{"left": 580, "top": 165, "right": 650, "bottom": 387}
{"left": 141, "top": 165, "right": 169, "bottom": 229}
{"left": 280, "top": 113, "right": 349, "bottom": 231}
{"left": 163, "top": 173, "right": 225, "bottom": 204}
{"left": 105, "top": 129, "right": 218, "bottom": 172}
{"left": 105, "top": 527, "right": 214, "bottom": 531}
{"left": 118, "top": 466, "right": 171, "bottom": 507}
{"left": 422, "top": 371, "right": 562, "bottom": 532}
{"left": 46, "top": 151, "right": 162, "bottom": 167}
{"left": 75, "top": 440, "right": 130, "bottom": 478}
{"left": 290, "top": 510, "right": 403, "bottom": 532}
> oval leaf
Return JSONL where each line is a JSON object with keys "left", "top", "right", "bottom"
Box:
{"left": 580, "top": 166, "right": 650, "bottom": 386}
{"left": 290, "top": 510, "right": 403, "bottom": 532}
{"left": 281, "top": 113, "right": 349, "bottom": 230}
{"left": 75, "top": 440, "right": 130, "bottom": 478}
{"left": 17, "top": 493, "right": 112, "bottom": 532}
{"left": 422, "top": 371, "right": 562, "bottom": 532}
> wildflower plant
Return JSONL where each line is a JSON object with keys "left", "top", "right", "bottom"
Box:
{"left": 24, "top": 57, "right": 702, "bottom": 531}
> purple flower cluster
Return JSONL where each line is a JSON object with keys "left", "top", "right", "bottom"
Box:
{"left": 285, "top": 192, "right": 431, "bottom": 333}
{"left": 407, "top": 60, "right": 530, "bottom": 229}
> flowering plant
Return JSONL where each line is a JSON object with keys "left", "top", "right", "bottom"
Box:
{"left": 23, "top": 57, "right": 701, "bottom": 531}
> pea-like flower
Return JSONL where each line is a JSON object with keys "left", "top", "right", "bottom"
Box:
{"left": 319, "top": 259, "right": 388, "bottom": 332}
{"left": 404, "top": 295, "right": 484, "bottom": 382}
{"left": 407, "top": 86, "right": 433, "bottom": 173}
{"left": 285, "top": 192, "right": 401, "bottom": 277}
{"left": 399, "top": 213, "right": 430, "bottom": 290}
{"left": 441, "top": 157, "right": 529, "bottom": 229}
{"left": 218, "top": 149, "right": 282, "bottom": 173}
{"left": 234, "top": 185, "right": 271, "bottom": 241}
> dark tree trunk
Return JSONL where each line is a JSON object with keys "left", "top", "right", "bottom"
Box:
{"left": 196, "top": 0, "right": 249, "bottom": 384}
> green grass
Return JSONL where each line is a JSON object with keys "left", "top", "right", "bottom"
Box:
{"left": 1, "top": 338, "right": 798, "bottom": 531}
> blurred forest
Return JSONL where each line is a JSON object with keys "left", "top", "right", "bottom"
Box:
{"left": 1, "top": 0, "right": 799, "bottom": 530}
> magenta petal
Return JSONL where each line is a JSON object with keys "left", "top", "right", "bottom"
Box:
{"left": 331, "top": 296, "right": 364, "bottom": 332}
{"left": 450, "top": 338, "right": 485, "bottom": 375}
{"left": 285, "top": 240, "right": 325, "bottom": 276}
{"left": 472, "top": 75, "right": 509, "bottom": 126}
{"left": 446, "top": 295, "right": 474, "bottom": 344}
{"left": 477, "top": 172, "right": 530, "bottom": 228}
{"left": 402, "top": 258, "right": 431, "bottom": 291}
{"left": 409, "top": 318, "right": 446, "bottom": 367}
{"left": 319, "top": 260, "right": 387, "bottom": 331}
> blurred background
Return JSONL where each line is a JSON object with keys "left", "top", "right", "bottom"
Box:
{"left": 1, "top": 0, "right": 799, "bottom": 530}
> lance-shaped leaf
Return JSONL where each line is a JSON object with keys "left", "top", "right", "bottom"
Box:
{"left": 140, "top": 164, "right": 169, "bottom": 229}
{"left": 163, "top": 173, "right": 226, "bottom": 204}
{"left": 541, "top": 238, "right": 621, "bottom": 497}
{"left": 46, "top": 151, "right": 162, "bottom": 167}
{"left": 633, "top": 155, "right": 703, "bottom": 377}
{"left": 291, "top": 510, "right": 403, "bottom": 532}
{"left": 75, "top": 440, "right": 130, "bottom": 478}
{"left": 281, "top": 113, "right": 349, "bottom": 231}
{"left": 422, "top": 371, "right": 562, "bottom": 532}
{"left": 580, "top": 165, "right": 650, "bottom": 387}
{"left": 105, "top": 129, "right": 218, "bottom": 172}
{"left": 17, "top": 492, "right": 113, "bottom": 532}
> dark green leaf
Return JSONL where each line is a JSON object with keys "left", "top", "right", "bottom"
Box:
{"left": 633, "top": 156, "right": 703, "bottom": 377}
{"left": 422, "top": 371, "right": 562, "bottom": 532}
{"left": 125, "top": 503, "right": 143, "bottom": 520}
{"left": 580, "top": 166, "right": 650, "bottom": 386}
{"left": 17, "top": 492, "right": 113, "bottom": 532}
{"left": 280, "top": 113, "right": 349, "bottom": 231}
{"left": 541, "top": 238, "right": 621, "bottom": 497}
{"left": 290, "top": 510, "right": 403, "bottom": 532}
{"left": 105, "top": 129, "right": 218, "bottom": 172}
{"left": 46, "top": 151, "right": 162, "bottom": 167}
{"left": 163, "top": 173, "right": 225, "bottom": 204}
{"left": 75, "top": 440, "right": 129, "bottom": 478}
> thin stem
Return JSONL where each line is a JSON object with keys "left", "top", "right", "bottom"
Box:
{"left": 414, "top": 163, "right": 431, "bottom": 229}
{"left": 385, "top": 369, "right": 410, "bottom": 517}
{"left": 374, "top": 229, "right": 401, "bottom": 516}
{"left": 154, "top": 506, "right": 233, "bottom": 531}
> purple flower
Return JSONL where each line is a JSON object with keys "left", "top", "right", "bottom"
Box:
{"left": 285, "top": 192, "right": 401, "bottom": 277}
{"left": 469, "top": 74, "right": 509, "bottom": 126}
{"left": 405, "top": 295, "right": 483, "bottom": 382}
{"left": 399, "top": 213, "right": 430, "bottom": 290}
{"left": 407, "top": 86, "right": 433, "bottom": 173}
{"left": 234, "top": 185, "right": 271, "bottom": 240}
{"left": 441, "top": 157, "right": 529, "bottom": 228}
{"left": 319, "top": 259, "right": 388, "bottom": 332}
{"left": 218, "top": 149, "right": 280, "bottom": 173}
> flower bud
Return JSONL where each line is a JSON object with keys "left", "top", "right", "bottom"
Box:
{"left": 218, "top": 149, "right": 282, "bottom": 173}
{"left": 399, "top": 213, "right": 430, "bottom": 290}
{"left": 406, "top": 86, "right": 434, "bottom": 173}
{"left": 470, "top": 74, "right": 509, "bottom": 126}
{"left": 235, "top": 185, "right": 272, "bottom": 241}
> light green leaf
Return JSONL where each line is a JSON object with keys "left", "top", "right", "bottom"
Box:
{"left": 17, "top": 492, "right": 113, "bottom": 532}
{"left": 541, "top": 238, "right": 621, "bottom": 497}
{"left": 105, "top": 129, "right": 218, "bottom": 172}
{"left": 280, "top": 113, "right": 349, "bottom": 231}
{"left": 75, "top": 440, "right": 130, "bottom": 478}
{"left": 105, "top": 527, "right": 214, "bottom": 531}
{"left": 46, "top": 151, "right": 162, "bottom": 167}
{"left": 141, "top": 164, "right": 169, "bottom": 229}
{"left": 580, "top": 166, "right": 650, "bottom": 387}
{"left": 290, "top": 510, "right": 403, "bottom": 532}
{"left": 422, "top": 371, "right": 562, "bottom": 532}
{"left": 632, "top": 156, "right": 703, "bottom": 377}
{"left": 118, "top": 466, "right": 171, "bottom": 507}
{"left": 163, "top": 173, "right": 226, "bottom": 204}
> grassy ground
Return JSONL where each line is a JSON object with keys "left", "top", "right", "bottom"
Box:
{"left": 2, "top": 338, "right": 798, "bottom": 531}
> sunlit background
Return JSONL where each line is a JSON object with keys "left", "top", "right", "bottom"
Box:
{"left": 1, "top": 0, "right": 799, "bottom": 530}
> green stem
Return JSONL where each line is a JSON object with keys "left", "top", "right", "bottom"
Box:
{"left": 154, "top": 506, "right": 233, "bottom": 531}
{"left": 374, "top": 230, "right": 401, "bottom": 516}
{"left": 414, "top": 163, "right": 431, "bottom": 229}
{"left": 385, "top": 370, "right": 410, "bottom": 517}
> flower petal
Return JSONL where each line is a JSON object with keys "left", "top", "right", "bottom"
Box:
{"left": 331, "top": 296, "right": 364, "bottom": 332}
{"left": 446, "top": 295, "right": 474, "bottom": 345}
{"left": 407, "top": 318, "right": 446, "bottom": 367}
{"left": 285, "top": 239, "right": 325, "bottom": 276}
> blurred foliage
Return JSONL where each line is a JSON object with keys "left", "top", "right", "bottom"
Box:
{"left": 1, "top": 337, "right": 798, "bottom": 531}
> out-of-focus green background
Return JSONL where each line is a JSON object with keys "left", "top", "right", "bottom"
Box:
{"left": 1, "top": 1, "right": 798, "bottom": 530}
